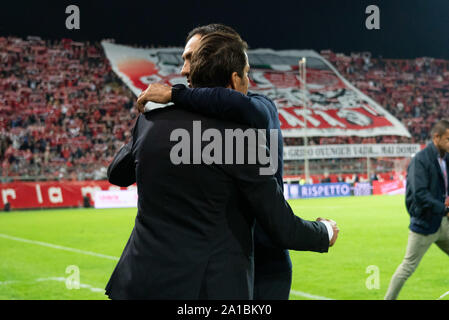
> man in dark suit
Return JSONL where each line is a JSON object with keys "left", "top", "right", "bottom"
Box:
{"left": 136, "top": 23, "right": 337, "bottom": 300}
{"left": 105, "top": 32, "right": 338, "bottom": 299}
{"left": 385, "top": 119, "right": 449, "bottom": 299}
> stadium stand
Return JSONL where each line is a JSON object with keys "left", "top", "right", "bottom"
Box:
{"left": 1, "top": 36, "right": 448, "bottom": 182}
{"left": 0, "top": 36, "right": 137, "bottom": 182}
{"left": 284, "top": 50, "right": 449, "bottom": 179}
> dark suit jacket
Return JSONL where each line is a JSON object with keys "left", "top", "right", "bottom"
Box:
{"left": 105, "top": 107, "right": 329, "bottom": 300}
{"left": 406, "top": 142, "right": 449, "bottom": 234}
{"left": 171, "top": 85, "right": 291, "bottom": 275}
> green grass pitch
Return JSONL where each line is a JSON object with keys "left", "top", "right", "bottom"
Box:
{"left": 0, "top": 195, "right": 448, "bottom": 300}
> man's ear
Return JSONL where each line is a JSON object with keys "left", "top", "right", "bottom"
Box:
{"left": 229, "top": 71, "right": 240, "bottom": 90}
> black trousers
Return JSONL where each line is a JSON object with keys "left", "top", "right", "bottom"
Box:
{"left": 253, "top": 223, "right": 293, "bottom": 300}
{"left": 254, "top": 268, "right": 292, "bottom": 300}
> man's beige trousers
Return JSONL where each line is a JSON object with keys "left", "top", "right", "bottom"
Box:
{"left": 384, "top": 217, "right": 449, "bottom": 300}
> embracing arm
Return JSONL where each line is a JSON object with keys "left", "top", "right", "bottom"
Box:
{"left": 171, "top": 84, "right": 274, "bottom": 129}
{"left": 245, "top": 177, "right": 329, "bottom": 252}
{"left": 135, "top": 83, "right": 276, "bottom": 129}
{"left": 224, "top": 159, "right": 331, "bottom": 252}
{"left": 107, "top": 140, "right": 136, "bottom": 187}
{"left": 107, "top": 117, "right": 139, "bottom": 187}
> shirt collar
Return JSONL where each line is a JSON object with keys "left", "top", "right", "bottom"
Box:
{"left": 430, "top": 142, "right": 448, "bottom": 161}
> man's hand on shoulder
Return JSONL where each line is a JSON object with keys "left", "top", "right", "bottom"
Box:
{"left": 316, "top": 217, "right": 339, "bottom": 247}
{"left": 136, "top": 83, "right": 172, "bottom": 113}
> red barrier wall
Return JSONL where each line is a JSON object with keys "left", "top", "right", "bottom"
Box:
{"left": 372, "top": 180, "right": 405, "bottom": 195}
{"left": 0, "top": 180, "right": 134, "bottom": 209}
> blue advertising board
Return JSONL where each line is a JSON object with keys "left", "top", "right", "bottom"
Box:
{"left": 285, "top": 183, "right": 352, "bottom": 199}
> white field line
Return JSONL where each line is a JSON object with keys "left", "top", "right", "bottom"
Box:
{"left": 0, "top": 277, "right": 104, "bottom": 293}
{"left": 0, "top": 233, "right": 119, "bottom": 261}
{"left": 290, "top": 289, "right": 334, "bottom": 300}
{"left": 292, "top": 289, "right": 449, "bottom": 300}
{"left": 0, "top": 232, "right": 338, "bottom": 300}
{"left": 437, "top": 290, "right": 449, "bottom": 300}
{"left": 0, "top": 280, "right": 21, "bottom": 285}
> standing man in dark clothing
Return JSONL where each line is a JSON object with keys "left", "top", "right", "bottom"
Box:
{"left": 106, "top": 31, "right": 338, "bottom": 300}
{"left": 136, "top": 23, "right": 337, "bottom": 300}
{"left": 385, "top": 119, "right": 449, "bottom": 299}
{"left": 141, "top": 83, "right": 296, "bottom": 299}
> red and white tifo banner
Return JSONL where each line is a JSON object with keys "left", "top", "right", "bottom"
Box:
{"left": 0, "top": 181, "right": 136, "bottom": 210}
{"left": 372, "top": 180, "right": 406, "bottom": 195}
{"left": 102, "top": 42, "right": 411, "bottom": 138}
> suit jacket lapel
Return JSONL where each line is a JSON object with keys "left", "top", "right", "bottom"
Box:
{"left": 429, "top": 144, "right": 445, "bottom": 188}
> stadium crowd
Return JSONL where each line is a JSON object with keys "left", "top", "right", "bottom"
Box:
{"left": 285, "top": 50, "right": 449, "bottom": 146}
{"left": 1, "top": 36, "right": 448, "bottom": 181}
{"left": 324, "top": 50, "right": 449, "bottom": 143}
{"left": 284, "top": 51, "right": 449, "bottom": 178}
{"left": 0, "top": 36, "right": 137, "bottom": 181}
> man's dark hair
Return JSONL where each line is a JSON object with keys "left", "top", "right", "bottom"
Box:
{"left": 189, "top": 32, "right": 248, "bottom": 88}
{"left": 431, "top": 119, "right": 449, "bottom": 137}
{"left": 186, "top": 23, "right": 240, "bottom": 43}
